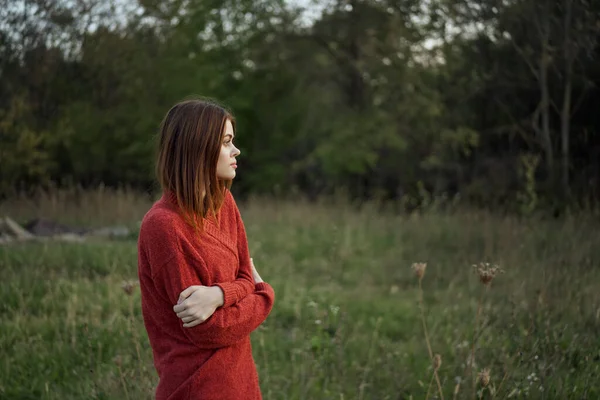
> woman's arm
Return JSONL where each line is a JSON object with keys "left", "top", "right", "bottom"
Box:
{"left": 154, "top": 249, "right": 275, "bottom": 349}
{"left": 175, "top": 258, "right": 265, "bottom": 327}
{"left": 190, "top": 191, "right": 257, "bottom": 308}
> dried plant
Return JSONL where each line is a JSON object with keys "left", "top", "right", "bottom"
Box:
{"left": 412, "top": 262, "right": 427, "bottom": 280}
{"left": 413, "top": 262, "right": 504, "bottom": 400}
{"left": 477, "top": 368, "right": 491, "bottom": 388}
{"left": 121, "top": 280, "right": 138, "bottom": 296}
{"left": 114, "top": 354, "right": 130, "bottom": 400}
{"left": 473, "top": 263, "right": 503, "bottom": 286}
{"left": 458, "top": 263, "right": 504, "bottom": 399}
{"left": 411, "top": 262, "right": 444, "bottom": 400}
{"left": 433, "top": 354, "right": 442, "bottom": 371}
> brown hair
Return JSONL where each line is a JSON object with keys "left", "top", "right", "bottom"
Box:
{"left": 156, "top": 98, "right": 235, "bottom": 232}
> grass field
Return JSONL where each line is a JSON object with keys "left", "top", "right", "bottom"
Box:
{"left": 1, "top": 188, "right": 599, "bottom": 399}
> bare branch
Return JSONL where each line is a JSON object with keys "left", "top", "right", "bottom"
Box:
{"left": 531, "top": 100, "right": 542, "bottom": 136}
{"left": 550, "top": 98, "right": 560, "bottom": 115}
{"left": 510, "top": 39, "right": 539, "bottom": 79}
{"left": 571, "top": 81, "right": 593, "bottom": 117}
{"left": 493, "top": 97, "right": 539, "bottom": 149}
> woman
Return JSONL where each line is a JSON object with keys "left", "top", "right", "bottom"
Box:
{"left": 137, "top": 98, "right": 275, "bottom": 400}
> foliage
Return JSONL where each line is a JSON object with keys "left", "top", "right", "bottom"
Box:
{"left": 1, "top": 0, "right": 599, "bottom": 209}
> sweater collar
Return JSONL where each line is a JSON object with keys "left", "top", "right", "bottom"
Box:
{"left": 161, "top": 190, "right": 216, "bottom": 224}
{"left": 160, "top": 190, "right": 237, "bottom": 256}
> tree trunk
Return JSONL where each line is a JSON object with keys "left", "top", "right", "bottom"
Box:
{"left": 539, "top": 3, "right": 554, "bottom": 188}
{"left": 539, "top": 45, "right": 553, "bottom": 183}
{"left": 560, "top": 0, "right": 573, "bottom": 197}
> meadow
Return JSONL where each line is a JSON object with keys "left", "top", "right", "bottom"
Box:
{"left": 1, "top": 188, "right": 599, "bottom": 399}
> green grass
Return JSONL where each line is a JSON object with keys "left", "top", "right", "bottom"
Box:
{"left": 1, "top": 191, "right": 599, "bottom": 399}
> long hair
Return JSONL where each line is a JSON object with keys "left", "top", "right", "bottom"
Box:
{"left": 155, "top": 98, "right": 235, "bottom": 232}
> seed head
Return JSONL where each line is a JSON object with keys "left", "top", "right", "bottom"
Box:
{"left": 113, "top": 355, "right": 122, "bottom": 367}
{"left": 411, "top": 262, "right": 427, "bottom": 280}
{"left": 433, "top": 353, "right": 442, "bottom": 370}
{"left": 121, "top": 280, "right": 138, "bottom": 296}
{"left": 473, "top": 263, "right": 503, "bottom": 286}
{"left": 477, "top": 368, "right": 491, "bottom": 387}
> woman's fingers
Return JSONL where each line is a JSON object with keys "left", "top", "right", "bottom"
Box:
{"left": 177, "top": 308, "right": 210, "bottom": 322}
{"left": 181, "top": 313, "right": 210, "bottom": 326}
{"left": 172, "top": 286, "right": 219, "bottom": 326}
{"left": 177, "top": 285, "right": 202, "bottom": 305}
{"left": 182, "top": 314, "right": 207, "bottom": 323}
{"left": 173, "top": 303, "right": 186, "bottom": 313}
{"left": 183, "top": 319, "right": 203, "bottom": 328}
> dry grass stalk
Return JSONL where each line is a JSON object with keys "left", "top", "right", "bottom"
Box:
{"left": 358, "top": 317, "right": 382, "bottom": 400}
{"left": 452, "top": 263, "right": 503, "bottom": 399}
{"left": 433, "top": 354, "right": 442, "bottom": 370}
{"left": 114, "top": 354, "right": 131, "bottom": 400}
{"left": 452, "top": 381, "right": 460, "bottom": 400}
{"left": 121, "top": 279, "right": 144, "bottom": 371}
{"left": 412, "top": 262, "right": 444, "bottom": 400}
{"left": 492, "top": 342, "right": 529, "bottom": 400}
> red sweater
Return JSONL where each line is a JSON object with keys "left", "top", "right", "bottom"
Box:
{"left": 137, "top": 190, "right": 275, "bottom": 400}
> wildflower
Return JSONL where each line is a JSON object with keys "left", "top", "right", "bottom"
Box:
{"left": 527, "top": 372, "right": 538, "bottom": 382}
{"left": 478, "top": 367, "right": 491, "bottom": 387}
{"left": 411, "top": 262, "right": 427, "bottom": 280}
{"left": 473, "top": 262, "right": 503, "bottom": 286}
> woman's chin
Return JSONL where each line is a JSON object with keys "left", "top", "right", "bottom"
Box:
{"left": 217, "top": 173, "right": 236, "bottom": 180}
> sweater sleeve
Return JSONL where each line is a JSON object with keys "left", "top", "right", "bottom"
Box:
{"left": 212, "top": 191, "right": 256, "bottom": 308}
{"left": 153, "top": 248, "right": 275, "bottom": 349}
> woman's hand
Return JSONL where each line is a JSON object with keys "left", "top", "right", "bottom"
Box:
{"left": 173, "top": 286, "right": 224, "bottom": 328}
{"left": 250, "top": 258, "right": 263, "bottom": 284}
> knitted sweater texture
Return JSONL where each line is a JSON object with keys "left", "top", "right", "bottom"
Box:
{"left": 137, "top": 190, "right": 275, "bottom": 400}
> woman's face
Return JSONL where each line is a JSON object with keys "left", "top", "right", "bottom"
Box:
{"left": 216, "top": 119, "right": 240, "bottom": 180}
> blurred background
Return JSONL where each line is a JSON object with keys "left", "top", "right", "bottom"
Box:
{"left": 2, "top": 2, "right": 600, "bottom": 399}
{"left": 2, "top": 0, "right": 599, "bottom": 212}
